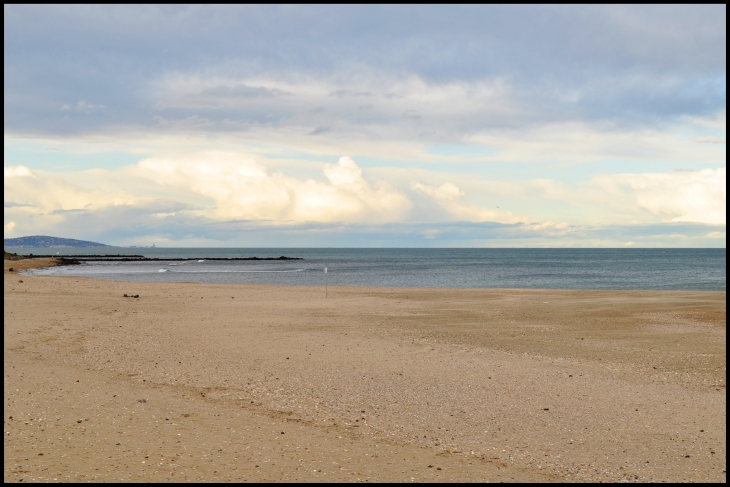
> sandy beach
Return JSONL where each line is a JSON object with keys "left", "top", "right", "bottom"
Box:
{"left": 4, "top": 258, "right": 726, "bottom": 482}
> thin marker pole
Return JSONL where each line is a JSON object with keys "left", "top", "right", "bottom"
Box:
{"left": 324, "top": 266, "right": 328, "bottom": 298}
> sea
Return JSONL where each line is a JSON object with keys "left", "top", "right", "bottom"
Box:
{"left": 18, "top": 248, "right": 726, "bottom": 291}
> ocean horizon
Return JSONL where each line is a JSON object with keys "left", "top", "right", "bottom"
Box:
{"left": 19, "top": 247, "right": 726, "bottom": 292}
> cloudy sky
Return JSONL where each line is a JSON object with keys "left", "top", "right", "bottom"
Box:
{"left": 4, "top": 5, "right": 726, "bottom": 247}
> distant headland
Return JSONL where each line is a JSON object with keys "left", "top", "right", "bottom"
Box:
{"left": 4, "top": 235, "right": 110, "bottom": 248}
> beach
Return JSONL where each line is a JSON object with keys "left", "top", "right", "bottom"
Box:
{"left": 4, "top": 259, "right": 726, "bottom": 482}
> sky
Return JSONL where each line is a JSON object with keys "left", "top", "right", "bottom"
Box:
{"left": 3, "top": 5, "right": 726, "bottom": 247}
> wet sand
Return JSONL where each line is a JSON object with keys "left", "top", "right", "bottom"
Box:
{"left": 4, "top": 259, "right": 726, "bottom": 482}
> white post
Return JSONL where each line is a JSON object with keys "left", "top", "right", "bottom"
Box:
{"left": 324, "top": 266, "right": 328, "bottom": 298}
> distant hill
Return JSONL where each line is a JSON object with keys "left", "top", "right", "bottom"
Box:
{"left": 4, "top": 235, "right": 110, "bottom": 248}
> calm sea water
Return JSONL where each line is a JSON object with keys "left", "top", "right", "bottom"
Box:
{"left": 20, "top": 248, "right": 725, "bottom": 291}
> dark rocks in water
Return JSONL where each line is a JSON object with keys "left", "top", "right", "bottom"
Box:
{"left": 40, "top": 255, "right": 303, "bottom": 263}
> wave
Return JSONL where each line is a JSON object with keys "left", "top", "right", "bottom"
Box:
{"left": 167, "top": 268, "right": 306, "bottom": 273}
{"left": 158, "top": 269, "right": 168, "bottom": 273}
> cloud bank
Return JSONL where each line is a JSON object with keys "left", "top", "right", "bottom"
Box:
{"left": 133, "top": 155, "right": 410, "bottom": 223}
{"left": 4, "top": 155, "right": 725, "bottom": 247}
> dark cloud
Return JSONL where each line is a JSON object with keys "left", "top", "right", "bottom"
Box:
{"left": 329, "top": 90, "right": 373, "bottom": 98}
{"left": 195, "top": 84, "right": 291, "bottom": 100}
{"left": 402, "top": 110, "right": 422, "bottom": 121}
{"left": 4, "top": 5, "right": 725, "bottom": 138}
{"left": 308, "top": 126, "right": 332, "bottom": 136}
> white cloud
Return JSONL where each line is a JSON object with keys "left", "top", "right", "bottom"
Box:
{"left": 412, "top": 181, "right": 525, "bottom": 224}
{"left": 4, "top": 164, "right": 34, "bottom": 178}
{"left": 152, "top": 115, "right": 212, "bottom": 129}
{"left": 693, "top": 136, "right": 726, "bottom": 144}
{"left": 584, "top": 167, "right": 726, "bottom": 225}
{"left": 466, "top": 117, "right": 726, "bottom": 166}
{"left": 412, "top": 181, "right": 464, "bottom": 200}
{"left": 134, "top": 154, "right": 411, "bottom": 223}
{"left": 421, "top": 228, "right": 441, "bottom": 239}
{"left": 4, "top": 221, "right": 16, "bottom": 234}
{"left": 60, "top": 100, "right": 107, "bottom": 113}
{"left": 688, "top": 110, "right": 726, "bottom": 130}
{"left": 4, "top": 164, "right": 139, "bottom": 214}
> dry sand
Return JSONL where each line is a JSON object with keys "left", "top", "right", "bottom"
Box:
{"left": 4, "top": 258, "right": 726, "bottom": 482}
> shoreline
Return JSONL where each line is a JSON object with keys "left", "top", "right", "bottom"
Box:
{"left": 4, "top": 257, "right": 60, "bottom": 273}
{"left": 15, "top": 266, "right": 728, "bottom": 295}
{"left": 4, "top": 272, "right": 726, "bottom": 482}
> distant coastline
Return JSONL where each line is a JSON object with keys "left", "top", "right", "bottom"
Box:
{"left": 4, "top": 235, "right": 110, "bottom": 248}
